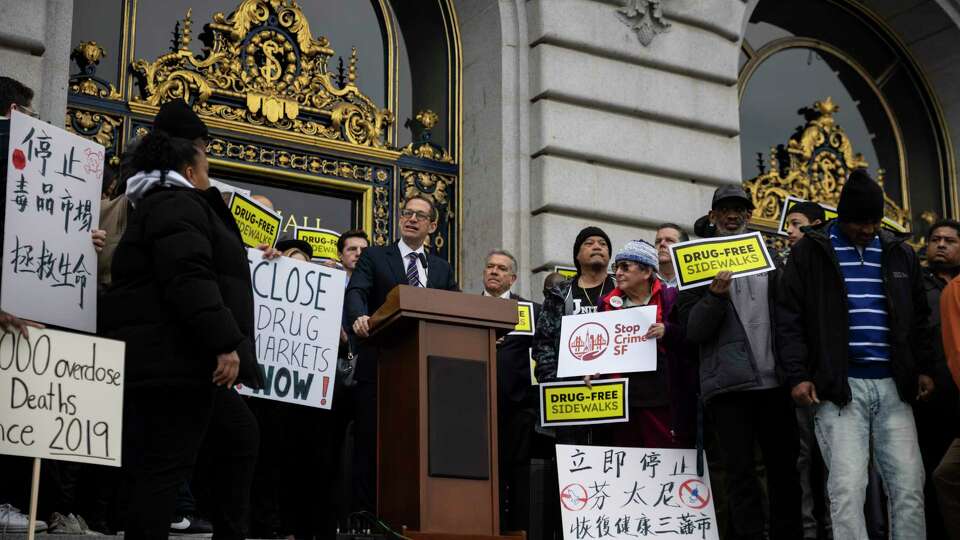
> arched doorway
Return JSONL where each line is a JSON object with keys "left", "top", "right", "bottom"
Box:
{"left": 66, "top": 0, "right": 464, "bottom": 276}
{"left": 739, "top": 0, "right": 956, "bottom": 238}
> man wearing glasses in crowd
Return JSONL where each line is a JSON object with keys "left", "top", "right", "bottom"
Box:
{"left": 345, "top": 195, "right": 459, "bottom": 513}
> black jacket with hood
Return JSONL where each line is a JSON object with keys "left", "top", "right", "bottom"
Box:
{"left": 775, "top": 222, "right": 933, "bottom": 406}
{"left": 100, "top": 184, "right": 262, "bottom": 389}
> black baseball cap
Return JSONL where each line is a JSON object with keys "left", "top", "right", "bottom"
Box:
{"left": 711, "top": 185, "right": 754, "bottom": 210}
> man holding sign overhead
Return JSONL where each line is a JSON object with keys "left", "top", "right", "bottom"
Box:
{"left": 674, "top": 185, "right": 803, "bottom": 539}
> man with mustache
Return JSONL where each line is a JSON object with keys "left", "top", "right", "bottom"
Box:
{"left": 675, "top": 185, "right": 802, "bottom": 540}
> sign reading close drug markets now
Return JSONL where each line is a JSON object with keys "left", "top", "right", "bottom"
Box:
{"left": 229, "top": 192, "right": 281, "bottom": 248}
{"left": 668, "top": 231, "right": 775, "bottom": 290}
{"left": 540, "top": 378, "right": 628, "bottom": 427}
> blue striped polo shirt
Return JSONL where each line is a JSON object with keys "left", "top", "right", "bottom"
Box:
{"left": 829, "top": 223, "right": 892, "bottom": 379}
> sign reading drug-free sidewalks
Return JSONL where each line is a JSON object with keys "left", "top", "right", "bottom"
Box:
{"left": 0, "top": 328, "right": 125, "bottom": 466}
{"left": 229, "top": 192, "right": 281, "bottom": 248}
{"left": 556, "top": 306, "right": 657, "bottom": 378}
{"left": 294, "top": 226, "right": 340, "bottom": 261}
{"left": 540, "top": 378, "right": 628, "bottom": 427}
{"left": 667, "top": 231, "right": 775, "bottom": 290}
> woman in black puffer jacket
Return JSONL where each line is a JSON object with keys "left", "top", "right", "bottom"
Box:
{"left": 101, "top": 130, "right": 264, "bottom": 540}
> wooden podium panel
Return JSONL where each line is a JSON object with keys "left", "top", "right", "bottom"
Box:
{"left": 370, "top": 286, "right": 519, "bottom": 539}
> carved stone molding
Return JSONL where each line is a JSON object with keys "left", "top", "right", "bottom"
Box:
{"left": 616, "top": 0, "right": 671, "bottom": 47}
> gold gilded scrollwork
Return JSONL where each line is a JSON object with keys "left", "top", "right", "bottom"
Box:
{"left": 65, "top": 108, "right": 122, "bottom": 149}
{"left": 130, "top": 1, "right": 393, "bottom": 148}
{"left": 744, "top": 97, "right": 910, "bottom": 231}
{"left": 400, "top": 110, "right": 453, "bottom": 162}
{"left": 373, "top": 187, "right": 390, "bottom": 246}
{"left": 69, "top": 41, "right": 122, "bottom": 100}
{"left": 401, "top": 169, "right": 455, "bottom": 249}
{"left": 207, "top": 137, "right": 379, "bottom": 182}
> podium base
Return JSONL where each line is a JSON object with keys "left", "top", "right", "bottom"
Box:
{"left": 401, "top": 528, "right": 526, "bottom": 540}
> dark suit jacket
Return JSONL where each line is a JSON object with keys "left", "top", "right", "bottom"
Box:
{"left": 345, "top": 241, "right": 459, "bottom": 381}
{"left": 497, "top": 293, "right": 540, "bottom": 408}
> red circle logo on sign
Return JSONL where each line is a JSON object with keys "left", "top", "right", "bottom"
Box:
{"left": 678, "top": 479, "right": 711, "bottom": 510}
{"left": 567, "top": 322, "right": 609, "bottom": 361}
{"left": 560, "top": 483, "right": 589, "bottom": 511}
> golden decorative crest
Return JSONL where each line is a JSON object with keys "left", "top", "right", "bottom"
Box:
{"left": 69, "top": 41, "right": 122, "bottom": 100}
{"left": 744, "top": 97, "right": 910, "bottom": 230}
{"left": 400, "top": 109, "right": 453, "bottom": 162}
{"left": 130, "top": 0, "right": 393, "bottom": 148}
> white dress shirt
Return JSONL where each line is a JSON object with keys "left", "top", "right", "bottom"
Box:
{"left": 482, "top": 288, "right": 512, "bottom": 299}
{"left": 398, "top": 239, "right": 428, "bottom": 287}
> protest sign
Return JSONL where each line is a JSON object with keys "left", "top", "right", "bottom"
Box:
{"left": 668, "top": 231, "right": 775, "bottom": 291}
{"left": 540, "top": 379, "right": 628, "bottom": 427}
{"left": 2, "top": 111, "right": 103, "bottom": 332}
{"left": 0, "top": 328, "right": 124, "bottom": 466}
{"left": 777, "top": 196, "right": 838, "bottom": 236}
{"left": 554, "top": 265, "right": 578, "bottom": 279}
{"left": 557, "top": 444, "right": 718, "bottom": 540}
{"left": 294, "top": 226, "right": 340, "bottom": 260}
{"left": 229, "top": 192, "right": 282, "bottom": 248}
{"left": 556, "top": 306, "right": 657, "bottom": 378}
{"left": 238, "top": 248, "right": 346, "bottom": 409}
{"left": 209, "top": 177, "right": 251, "bottom": 197}
{"left": 511, "top": 301, "right": 535, "bottom": 336}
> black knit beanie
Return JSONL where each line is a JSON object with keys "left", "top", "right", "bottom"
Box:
{"left": 154, "top": 100, "right": 209, "bottom": 141}
{"left": 573, "top": 226, "right": 612, "bottom": 273}
{"left": 838, "top": 170, "right": 884, "bottom": 223}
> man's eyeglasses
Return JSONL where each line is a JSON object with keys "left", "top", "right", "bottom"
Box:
{"left": 400, "top": 209, "right": 433, "bottom": 222}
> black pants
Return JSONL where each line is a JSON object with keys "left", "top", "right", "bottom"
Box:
{"left": 249, "top": 399, "right": 334, "bottom": 539}
{"left": 351, "top": 379, "right": 377, "bottom": 514}
{"left": 498, "top": 403, "right": 537, "bottom": 533}
{"left": 122, "top": 386, "right": 258, "bottom": 540}
{"left": 708, "top": 387, "right": 803, "bottom": 540}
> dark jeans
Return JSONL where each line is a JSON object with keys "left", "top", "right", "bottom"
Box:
{"left": 498, "top": 402, "right": 537, "bottom": 533}
{"left": 122, "top": 386, "right": 258, "bottom": 540}
{"left": 708, "top": 387, "right": 803, "bottom": 540}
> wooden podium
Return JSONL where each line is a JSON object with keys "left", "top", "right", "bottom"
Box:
{"left": 368, "top": 285, "right": 523, "bottom": 540}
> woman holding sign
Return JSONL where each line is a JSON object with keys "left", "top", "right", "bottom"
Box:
{"left": 596, "top": 240, "right": 680, "bottom": 448}
{"left": 102, "top": 129, "right": 273, "bottom": 540}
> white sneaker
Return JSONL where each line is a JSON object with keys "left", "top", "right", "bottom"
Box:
{"left": 0, "top": 503, "right": 48, "bottom": 533}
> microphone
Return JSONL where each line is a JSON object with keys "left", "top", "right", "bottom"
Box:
{"left": 418, "top": 253, "right": 429, "bottom": 270}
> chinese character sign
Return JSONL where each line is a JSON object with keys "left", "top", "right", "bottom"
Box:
{"left": 556, "top": 444, "right": 718, "bottom": 540}
{"left": 2, "top": 111, "right": 103, "bottom": 332}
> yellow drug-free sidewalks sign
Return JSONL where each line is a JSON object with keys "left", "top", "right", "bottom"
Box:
{"left": 229, "top": 193, "right": 282, "bottom": 248}
{"left": 511, "top": 301, "right": 535, "bottom": 336}
{"left": 668, "top": 231, "right": 775, "bottom": 290}
{"left": 778, "top": 195, "right": 908, "bottom": 234}
{"left": 553, "top": 265, "right": 577, "bottom": 279}
{"left": 539, "top": 379, "right": 629, "bottom": 427}
{"left": 295, "top": 226, "right": 341, "bottom": 261}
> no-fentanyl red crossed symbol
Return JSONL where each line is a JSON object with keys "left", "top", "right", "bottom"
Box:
{"left": 560, "top": 483, "right": 588, "bottom": 511}
{"left": 678, "top": 479, "right": 711, "bottom": 510}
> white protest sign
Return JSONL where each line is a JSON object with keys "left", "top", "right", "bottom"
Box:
{"left": 2, "top": 111, "right": 104, "bottom": 332}
{"left": 237, "top": 248, "right": 345, "bottom": 409}
{"left": 0, "top": 328, "right": 124, "bottom": 466}
{"left": 209, "top": 177, "right": 251, "bottom": 197}
{"left": 556, "top": 306, "right": 657, "bottom": 378}
{"left": 557, "top": 444, "right": 718, "bottom": 540}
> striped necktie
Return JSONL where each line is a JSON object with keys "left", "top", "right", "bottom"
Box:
{"left": 406, "top": 252, "right": 421, "bottom": 287}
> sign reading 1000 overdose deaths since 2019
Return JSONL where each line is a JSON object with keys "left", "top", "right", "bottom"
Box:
{"left": 557, "top": 444, "right": 718, "bottom": 540}
{"left": 0, "top": 328, "right": 125, "bottom": 466}
{"left": 3, "top": 110, "right": 104, "bottom": 332}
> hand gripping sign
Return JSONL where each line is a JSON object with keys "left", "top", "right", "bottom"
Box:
{"left": 556, "top": 306, "right": 657, "bottom": 378}
{"left": 667, "top": 231, "right": 776, "bottom": 291}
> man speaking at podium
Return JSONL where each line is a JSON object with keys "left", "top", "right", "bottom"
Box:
{"left": 345, "top": 195, "right": 460, "bottom": 513}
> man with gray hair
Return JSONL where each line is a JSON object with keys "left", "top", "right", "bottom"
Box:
{"left": 481, "top": 249, "right": 540, "bottom": 533}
